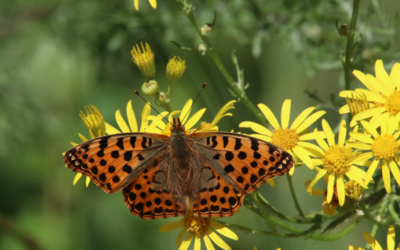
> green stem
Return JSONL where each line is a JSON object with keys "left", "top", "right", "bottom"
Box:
{"left": 358, "top": 201, "right": 384, "bottom": 226}
{"left": 250, "top": 191, "right": 277, "bottom": 232}
{"left": 287, "top": 174, "right": 305, "bottom": 219}
{"left": 343, "top": 0, "right": 361, "bottom": 90}
{"left": 172, "top": 0, "right": 269, "bottom": 127}
{"left": 215, "top": 216, "right": 357, "bottom": 241}
{"left": 389, "top": 195, "right": 400, "bottom": 226}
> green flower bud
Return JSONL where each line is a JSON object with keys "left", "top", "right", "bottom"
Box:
{"left": 158, "top": 91, "right": 166, "bottom": 102}
{"left": 166, "top": 56, "right": 186, "bottom": 82}
{"left": 201, "top": 24, "right": 213, "bottom": 36}
{"left": 142, "top": 80, "right": 159, "bottom": 96}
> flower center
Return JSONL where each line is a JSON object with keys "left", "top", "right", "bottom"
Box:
{"left": 322, "top": 145, "right": 354, "bottom": 175}
{"left": 199, "top": 121, "right": 212, "bottom": 130}
{"left": 371, "top": 135, "right": 399, "bottom": 160}
{"left": 385, "top": 90, "right": 400, "bottom": 116}
{"left": 271, "top": 128, "right": 299, "bottom": 151}
{"left": 183, "top": 213, "right": 211, "bottom": 237}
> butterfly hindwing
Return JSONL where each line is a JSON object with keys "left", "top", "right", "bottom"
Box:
{"left": 122, "top": 156, "right": 186, "bottom": 219}
{"left": 192, "top": 132, "right": 294, "bottom": 194}
{"left": 191, "top": 161, "right": 243, "bottom": 217}
{"left": 64, "top": 133, "right": 168, "bottom": 194}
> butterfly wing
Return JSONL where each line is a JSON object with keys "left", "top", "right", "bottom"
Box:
{"left": 64, "top": 133, "right": 168, "bottom": 194}
{"left": 190, "top": 132, "right": 294, "bottom": 217}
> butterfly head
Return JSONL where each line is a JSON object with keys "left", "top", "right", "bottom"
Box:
{"left": 171, "top": 117, "right": 186, "bottom": 135}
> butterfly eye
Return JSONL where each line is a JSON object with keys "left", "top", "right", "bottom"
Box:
{"left": 180, "top": 125, "right": 185, "bottom": 131}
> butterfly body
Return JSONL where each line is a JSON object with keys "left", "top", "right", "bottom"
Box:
{"left": 64, "top": 118, "right": 294, "bottom": 219}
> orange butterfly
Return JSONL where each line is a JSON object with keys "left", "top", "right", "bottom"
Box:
{"left": 64, "top": 117, "right": 294, "bottom": 219}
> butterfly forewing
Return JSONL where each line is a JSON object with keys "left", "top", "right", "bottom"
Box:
{"left": 64, "top": 133, "right": 168, "bottom": 194}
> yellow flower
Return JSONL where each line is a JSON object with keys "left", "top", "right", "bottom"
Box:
{"left": 146, "top": 99, "right": 236, "bottom": 136}
{"left": 239, "top": 99, "right": 326, "bottom": 175}
{"left": 105, "top": 101, "right": 153, "bottom": 134}
{"left": 348, "top": 225, "right": 400, "bottom": 250}
{"left": 131, "top": 42, "right": 156, "bottom": 79}
{"left": 339, "top": 60, "right": 400, "bottom": 127}
{"left": 307, "top": 120, "right": 368, "bottom": 206}
{"left": 134, "top": 0, "right": 157, "bottom": 11}
{"left": 166, "top": 56, "right": 186, "bottom": 82}
{"left": 160, "top": 209, "right": 238, "bottom": 250}
{"left": 346, "top": 113, "right": 400, "bottom": 193}
{"left": 69, "top": 105, "right": 106, "bottom": 186}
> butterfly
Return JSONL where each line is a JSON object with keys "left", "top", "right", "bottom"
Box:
{"left": 64, "top": 117, "right": 294, "bottom": 219}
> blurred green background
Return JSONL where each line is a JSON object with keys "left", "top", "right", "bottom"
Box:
{"left": 1, "top": 0, "right": 400, "bottom": 249}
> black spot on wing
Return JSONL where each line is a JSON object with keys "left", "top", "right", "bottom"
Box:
{"left": 222, "top": 136, "right": 229, "bottom": 148}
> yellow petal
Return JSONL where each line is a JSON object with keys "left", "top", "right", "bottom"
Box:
{"left": 290, "top": 107, "right": 316, "bottom": 130}
{"left": 267, "top": 178, "right": 275, "bottom": 187}
{"left": 389, "top": 112, "right": 400, "bottom": 134}
{"left": 239, "top": 122, "right": 272, "bottom": 136}
{"left": 355, "top": 88, "right": 386, "bottom": 104}
{"left": 194, "top": 237, "right": 201, "bottom": 250}
{"left": 299, "top": 131, "right": 327, "bottom": 140}
{"left": 179, "top": 234, "right": 193, "bottom": 250}
{"left": 352, "top": 107, "right": 387, "bottom": 126}
{"left": 381, "top": 117, "right": 388, "bottom": 135}
{"left": 180, "top": 99, "right": 193, "bottom": 125}
{"left": 339, "top": 90, "right": 356, "bottom": 98}
{"left": 73, "top": 173, "right": 82, "bottom": 185}
{"left": 149, "top": 0, "right": 157, "bottom": 9}
{"left": 176, "top": 229, "right": 187, "bottom": 248}
{"left": 307, "top": 169, "right": 327, "bottom": 191}
{"left": 85, "top": 176, "right": 90, "bottom": 187}
{"left": 147, "top": 115, "right": 167, "bottom": 130}
{"left": 360, "top": 120, "right": 379, "bottom": 138}
{"left": 305, "top": 180, "right": 325, "bottom": 196}
{"left": 366, "top": 72, "right": 390, "bottom": 97}
{"left": 338, "top": 120, "right": 347, "bottom": 146}
{"left": 159, "top": 220, "right": 184, "bottom": 233}
{"left": 258, "top": 103, "right": 280, "bottom": 130}
{"left": 363, "top": 231, "right": 383, "bottom": 250}
{"left": 116, "top": 110, "right": 130, "bottom": 133}
{"left": 375, "top": 60, "right": 395, "bottom": 93}
{"left": 169, "top": 110, "right": 181, "bottom": 122}
{"left": 349, "top": 132, "right": 374, "bottom": 144}
{"left": 390, "top": 62, "right": 400, "bottom": 89}
{"left": 204, "top": 235, "right": 216, "bottom": 250}
{"left": 185, "top": 108, "right": 206, "bottom": 130}
{"left": 346, "top": 171, "right": 367, "bottom": 189}
{"left": 105, "top": 122, "right": 121, "bottom": 135}
{"left": 295, "top": 111, "right": 326, "bottom": 134}
{"left": 207, "top": 229, "right": 231, "bottom": 250}
{"left": 382, "top": 160, "right": 391, "bottom": 193}
{"left": 345, "top": 141, "right": 372, "bottom": 151}
{"left": 281, "top": 99, "right": 291, "bottom": 129}
{"left": 297, "top": 142, "right": 325, "bottom": 157}
{"left": 78, "top": 133, "right": 88, "bottom": 142}
{"left": 365, "top": 158, "right": 380, "bottom": 185}
{"left": 210, "top": 221, "right": 238, "bottom": 240}
{"left": 326, "top": 174, "right": 335, "bottom": 203}
{"left": 210, "top": 100, "right": 236, "bottom": 127}
{"left": 322, "top": 119, "right": 335, "bottom": 147}
{"left": 353, "top": 69, "right": 380, "bottom": 94}
{"left": 348, "top": 246, "right": 366, "bottom": 250}
{"left": 339, "top": 104, "right": 350, "bottom": 114}
{"left": 336, "top": 175, "right": 345, "bottom": 206}
{"left": 134, "top": 0, "right": 139, "bottom": 10}
{"left": 249, "top": 134, "right": 271, "bottom": 142}
{"left": 348, "top": 152, "right": 373, "bottom": 165}
{"left": 389, "top": 159, "right": 400, "bottom": 186}
{"left": 140, "top": 103, "right": 151, "bottom": 132}
{"left": 293, "top": 146, "right": 314, "bottom": 169}
{"left": 127, "top": 100, "right": 138, "bottom": 132}
{"left": 387, "top": 225, "right": 395, "bottom": 250}
{"left": 314, "top": 128, "right": 329, "bottom": 151}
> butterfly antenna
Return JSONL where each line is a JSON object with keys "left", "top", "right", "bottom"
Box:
{"left": 181, "top": 83, "right": 207, "bottom": 122}
{"left": 134, "top": 91, "right": 172, "bottom": 125}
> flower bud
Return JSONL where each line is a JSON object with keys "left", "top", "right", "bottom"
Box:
{"left": 339, "top": 24, "right": 350, "bottom": 37}
{"left": 166, "top": 56, "right": 186, "bottom": 82}
{"left": 131, "top": 42, "right": 156, "bottom": 79}
{"left": 345, "top": 181, "right": 363, "bottom": 200}
{"left": 79, "top": 105, "right": 106, "bottom": 137}
{"left": 142, "top": 80, "right": 159, "bottom": 96}
{"left": 158, "top": 91, "right": 166, "bottom": 102}
{"left": 201, "top": 24, "right": 213, "bottom": 36}
{"left": 198, "top": 44, "right": 206, "bottom": 55}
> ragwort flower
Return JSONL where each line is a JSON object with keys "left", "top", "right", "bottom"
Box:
{"left": 349, "top": 225, "right": 400, "bottom": 250}
{"left": 307, "top": 120, "right": 368, "bottom": 206}
{"left": 346, "top": 113, "right": 400, "bottom": 193}
{"left": 339, "top": 60, "right": 400, "bottom": 127}
{"left": 160, "top": 208, "right": 238, "bottom": 250}
{"left": 134, "top": 0, "right": 157, "bottom": 11}
{"left": 239, "top": 99, "right": 326, "bottom": 174}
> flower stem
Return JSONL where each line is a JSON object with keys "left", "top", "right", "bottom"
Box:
{"left": 172, "top": 0, "right": 269, "bottom": 127}
{"left": 343, "top": 0, "right": 361, "bottom": 91}
{"left": 287, "top": 173, "right": 305, "bottom": 219}
{"left": 250, "top": 191, "right": 278, "bottom": 233}
{"left": 389, "top": 195, "right": 400, "bottom": 226}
